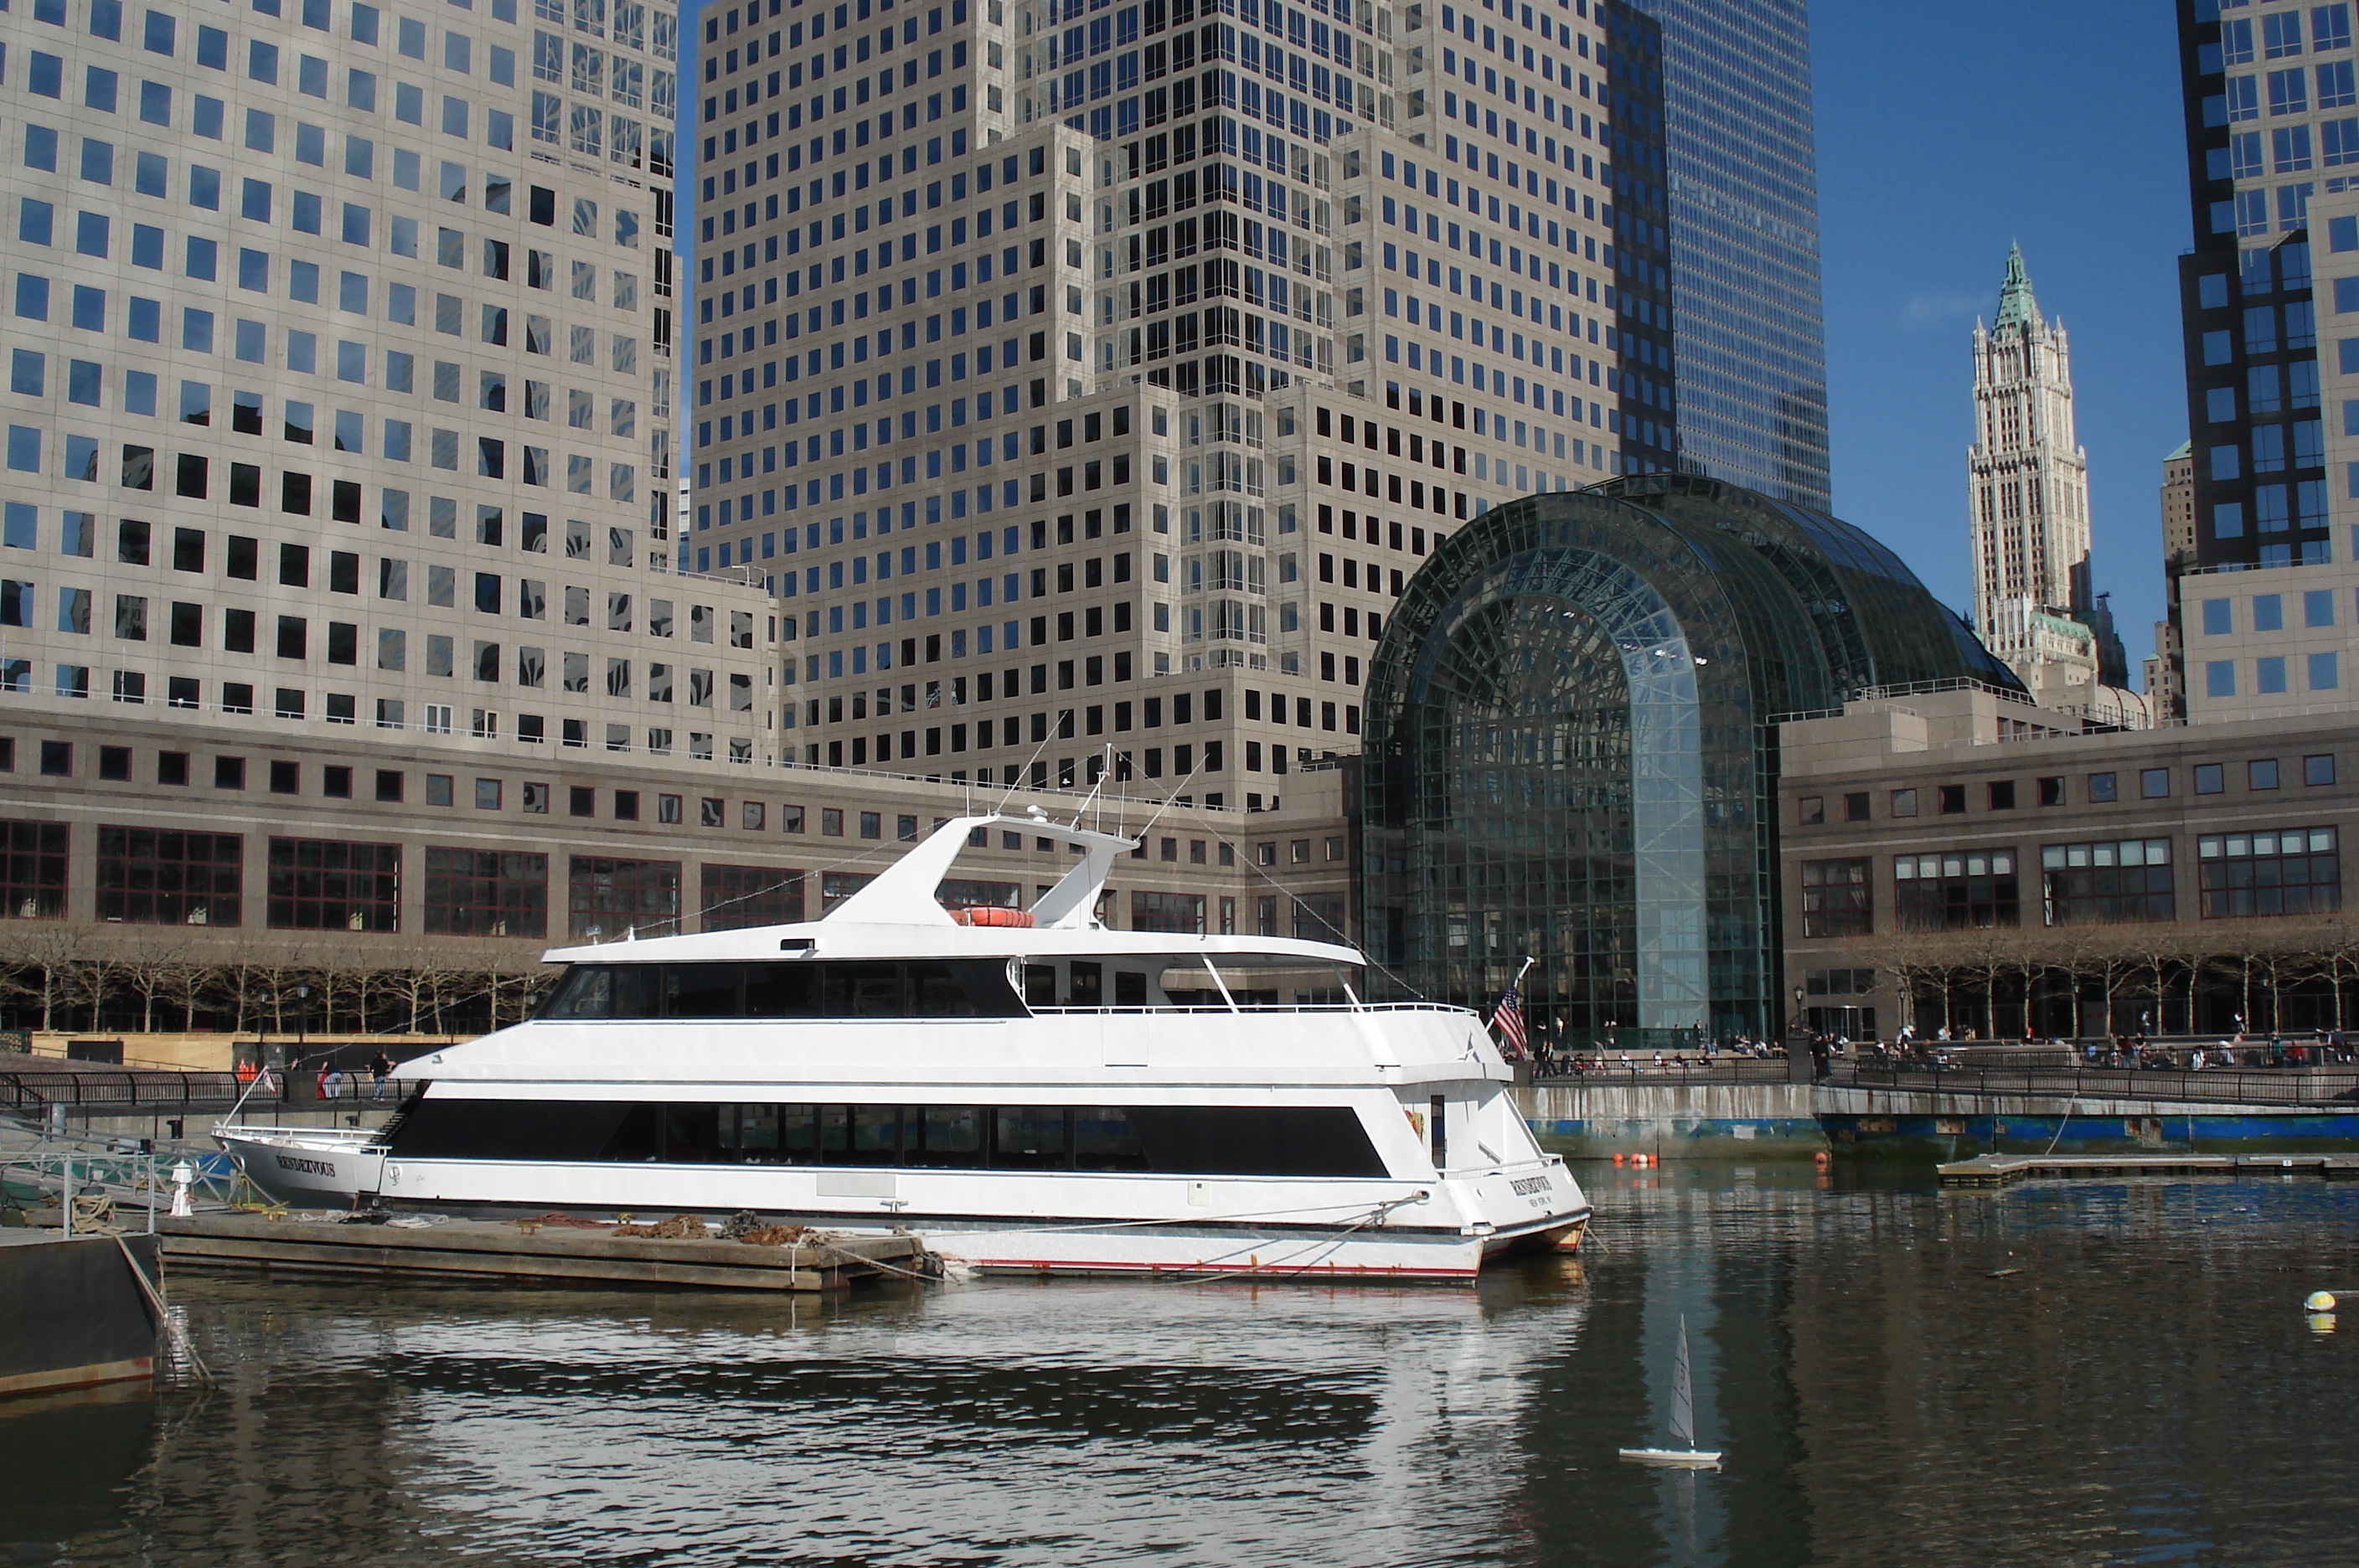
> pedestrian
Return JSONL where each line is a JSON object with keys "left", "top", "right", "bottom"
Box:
{"left": 369, "top": 1049, "right": 393, "bottom": 1099}
{"left": 321, "top": 1062, "right": 344, "bottom": 1099}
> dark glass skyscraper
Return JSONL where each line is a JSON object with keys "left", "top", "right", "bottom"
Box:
{"left": 1634, "top": 0, "right": 1830, "bottom": 510}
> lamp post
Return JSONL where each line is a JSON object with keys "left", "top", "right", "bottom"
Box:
{"left": 294, "top": 983, "right": 312, "bottom": 1098}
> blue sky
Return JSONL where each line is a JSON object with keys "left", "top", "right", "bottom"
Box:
{"left": 1812, "top": 0, "right": 2190, "bottom": 676}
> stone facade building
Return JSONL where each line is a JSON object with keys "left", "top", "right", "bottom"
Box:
{"left": 0, "top": 0, "right": 1347, "bottom": 1034}
{"left": 1781, "top": 685, "right": 2359, "bottom": 1042}
{"left": 682, "top": 0, "right": 1678, "bottom": 810}
{"left": 1966, "top": 245, "right": 2141, "bottom": 725}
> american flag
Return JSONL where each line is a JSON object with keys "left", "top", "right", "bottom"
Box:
{"left": 1489, "top": 982, "right": 1529, "bottom": 1058}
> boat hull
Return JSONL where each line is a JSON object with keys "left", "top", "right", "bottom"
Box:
{"left": 215, "top": 1129, "right": 387, "bottom": 1207}
{"left": 215, "top": 1136, "right": 1590, "bottom": 1283}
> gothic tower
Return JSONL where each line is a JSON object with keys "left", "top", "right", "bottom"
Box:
{"left": 1968, "top": 245, "right": 2134, "bottom": 708}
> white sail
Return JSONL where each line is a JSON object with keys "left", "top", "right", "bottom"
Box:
{"left": 1670, "top": 1316, "right": 1696, "bottom": 1448}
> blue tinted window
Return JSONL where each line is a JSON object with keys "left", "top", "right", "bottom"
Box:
{"left": 2202, "top": 597, "right": 2233, "bottom": 635}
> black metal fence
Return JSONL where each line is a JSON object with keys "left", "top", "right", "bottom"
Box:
{"left": 1827, "top": 1064, "right": 2359, "bottom": 1107}
{"left": 1, "top": 1070, "right": 421, "bottom": 1117}
{"left": 1528, "top": 1058, "right": 1798, "bottom": 1087}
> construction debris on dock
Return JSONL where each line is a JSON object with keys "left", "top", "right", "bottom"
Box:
{"left": 157, "top": 1211, "right": 932, "bottom": 1292}
{"left": 1938, "top": 1153, "right": 2359, "bottom": 1188}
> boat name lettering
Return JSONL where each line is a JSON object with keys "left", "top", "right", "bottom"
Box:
{"left": 274, "top": 1153, "right": 340, "bottom": 1176}
{"left": 1510, "top": 1174, "right": 1550, "bottom": 1196}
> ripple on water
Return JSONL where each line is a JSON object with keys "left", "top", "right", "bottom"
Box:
{"left": 3, "top": 1176, "right": 2356, "bottom": 1565}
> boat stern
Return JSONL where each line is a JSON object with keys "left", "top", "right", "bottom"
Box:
{"left": 1459, "top": 1157, "right": 1591, "bottom": 1262}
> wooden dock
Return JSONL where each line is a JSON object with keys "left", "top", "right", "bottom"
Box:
{"left": 1939, "top": 1153, "right": 2359, "bottom": 1188}
{"left": 157, "top": 1213, "right": 932, "bottom": 1292}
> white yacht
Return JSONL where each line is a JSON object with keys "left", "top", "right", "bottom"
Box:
{"left": 218, "top": 812, "right": 1589, "bottom": 1281}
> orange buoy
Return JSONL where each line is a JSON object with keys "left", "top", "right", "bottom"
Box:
{"left": 1613, "top": 1153, "right": 1625, "bottom": 1166}
{"left": 949, "top": 905, "right": 1035, "bottom": 928}
{"left": 1814, "top": 1150, "right": 1831, "bottom": 1169}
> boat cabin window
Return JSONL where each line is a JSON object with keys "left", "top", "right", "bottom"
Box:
{"left": 538, "top": 960, "right": 1024, "bottom": 1019}
{"left": 387, "top": 1098, "right": 1389, "bottom": 1177}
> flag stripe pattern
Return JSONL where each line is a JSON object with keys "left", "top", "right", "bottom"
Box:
{"left": 1490, "top": 983, "right": 1528, "bottom": 1056}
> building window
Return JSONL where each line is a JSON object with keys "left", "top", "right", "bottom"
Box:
{"left": 2140, "top": 768, "right": 2171, "bottom": 799}
{"left": 1805, "top": 968, "right": 1876, "bottom": 997}
{"left": 818, "top": 869, "right": 876, "bottom": 911}
{"left": 567, "top": 854, "right": 680, "bottom": 939}
{"left": 1986, "top": 780, "right": 2016, "bottom": 811}
{"left": 1843, "top": 792, "right": 1870, "bottom": 823}
{"left": 1293, "top": 892, "right": 1347, "bottom": 942}
{"left": 1797, "top": 795, "right": 1824, "bottom": 826}
{"left": 2306, "top": 753, "right": 2336, "bottom": 785}
{"left": 2196, "top": 763, "right": 2225, "bottom": 794}
{"left": 0, "top": 819, "right": 69, "bottom": 918}
{"left": 1936, "top": 784, "right": 1966, "bottom": 814}
{"left": 1799, "top": 858, "right": 1871, "bottom": 938}
{"left": 2088, "top": 772, "right": 2119, "bottom": 803}
{"left": 95, "top": 825, "right": 241, "bottom": 925}
{"left": 1132, "top": 890, "right": 1206, "bottom": 933}
{"left": 2041, "top": 838, "right": 2175, "bottom": 924}
{"left": 2251, "top": 757, "right": 2281, "bottom": 790}
{"left": 1894, "top": 848, "right": 2020, "bottom": 930}
{"left": 266, "top": 837, "right": 400, "bottom": 931}
{"left": 2198, "top": 826, "right": 2339, "bottom": 917}
{"left": 424, "top": 846, "right": 549, "bottom": 936}
{"left": 2037, "top": 776, "right": 2065, "bottom": 807}
{"left": 699, "top": 863, "right": 803, "bottom": 931}
{"left": 1890, "top": 787, "right": 1918, "bottom": 818}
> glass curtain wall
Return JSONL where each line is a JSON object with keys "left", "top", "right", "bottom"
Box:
{"left": 1361, "top": 477, "right": 2021, "bottom": 1050}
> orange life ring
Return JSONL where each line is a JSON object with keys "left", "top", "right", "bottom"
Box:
{"left": 949, "top": 905, "right": 1035, "bottom": 928}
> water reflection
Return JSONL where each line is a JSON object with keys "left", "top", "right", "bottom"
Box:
{"left": 4, "top": 1168, "right": 2356, "bottom": 1566}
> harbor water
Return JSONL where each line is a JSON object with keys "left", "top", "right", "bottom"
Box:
{"left": 4, "top": 1165, "right": 2356, "bottom": 1565}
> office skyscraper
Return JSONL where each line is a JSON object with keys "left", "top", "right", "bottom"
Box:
{"left": 687, "top": 0, "right": 1674, "bottom": 803}
{"left": 0, "top": 0, "right": 853, "bottom": 979}
{"left": 1633, "top": 0, "right": 1826, "bottom": 510}
{"left": 2174, "top": 0, "right": 2341, "bottom": 572}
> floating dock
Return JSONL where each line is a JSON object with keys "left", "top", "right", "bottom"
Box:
{"left": 157, "top": 1213, "right": 931, "bottom": 1292}
{"left": 1938, "top": 1153, "right": 2359, "bottom": 1188}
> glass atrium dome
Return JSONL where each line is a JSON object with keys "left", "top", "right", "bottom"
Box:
{"left": 1360, "top": 474, "right": 2021, "bottom": 1045}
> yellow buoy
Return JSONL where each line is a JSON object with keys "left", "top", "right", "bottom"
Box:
{"left": 2306, "top": 1291, "right": 2339, "bottom": 1313}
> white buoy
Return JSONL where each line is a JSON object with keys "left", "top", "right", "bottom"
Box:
{"left": 2306, "top": 1290, "right": 2338, "bottom": 1313}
